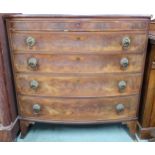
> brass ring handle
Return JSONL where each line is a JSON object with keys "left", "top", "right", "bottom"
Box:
{"left": 30, "top": 80, "right": 39, "bottom": 90}
{"left": 122, "top": 36, "right": 131, "bottom": 48}
{"left": 115, "top": 104, "right": 125, "bottom": 113}
{"left": 33, "top": 104, "right": 41, "bottom": 114}
{"left": 26, "top": 36, "right": 36, "bottom": 47}
{"left": 118, "top": 80, "right": 126, "bottom": 91}
{"left": 27, "top": 57, "right": 38, "bottom": 69}
{"left": 120, "top": 57, "right": 129, "bottom": 69}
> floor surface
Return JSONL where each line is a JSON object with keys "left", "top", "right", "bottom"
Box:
{"left": 17, "top": 123, "right": 139, "bottom": 142}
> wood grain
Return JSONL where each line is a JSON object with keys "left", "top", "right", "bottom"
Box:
{"left": 15, "top": 73, "right": 142, "bottom": 97}
{"left": 9, "top": 32, "right": 147, "bottom": 53}
{"left": 18, "top": 95, "right": 138, "bottom": 121}
{"left": 5, "top": 15, "right": 150, "bottom": 138}
{"left": 13, "top": 53, "right": 145, "bottom": 74}
{"left": 138, "top": 21, "right": 155, "bottom": 138}
{"left": 7, "top": 18, "right": 149, "bottom": 31}
{"left": 139, "top": 42, "right": 155, "bottom": 126}
{"left": 0, "top": 13, "right": 19, "bottom": 141}
{"left": 149, "top": 20, "right": 155, "bottom": 36}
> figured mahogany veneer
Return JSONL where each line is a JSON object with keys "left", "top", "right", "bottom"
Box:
{"left": 7, "top": 17, "right": 148, "bottom": 31}
{"left": 10, "top": 32, "right": 147, "bottom": 53}
{"left": 5, "top": 15, "right": 151, "bottom": 138}
{"left": 14, "top": 53, "right": 144, "bottom": 73}
{"left": 18, "top": 95, "right": 138, "bottom": 122}
{"left": 15, "top": 74, "right": 142, "bottom": 97}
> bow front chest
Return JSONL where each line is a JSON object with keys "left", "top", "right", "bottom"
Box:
{"left": 5, "top": 15, "right": 150, "bottom": 138}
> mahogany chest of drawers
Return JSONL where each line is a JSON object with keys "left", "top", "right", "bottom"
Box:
{"left": 4, "top": 15, "right": 151, "bottom": 138}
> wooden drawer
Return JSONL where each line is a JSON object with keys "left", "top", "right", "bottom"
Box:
{"left": 15, "top": 74, "right": 142, "bottom": 97}
{"left": 7, "top": 18, "right": 149, "bottom": 31}
{"left": 13, "top": 53, "right": 145, "bottom": 74}
{"left": 10, "top": 32, "right": 147, "bottom": 54}
{"left": 18, "top": 95, "right": 138, "bottom": 122}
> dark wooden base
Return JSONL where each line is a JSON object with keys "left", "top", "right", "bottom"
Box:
{"left": 127, "top": 121, "right": 137, "bottom": 135}
{"left": 19, "top": 119, "right": 137, "bottom": 140}
{"left": 20, "top": 120, "right": 32, "bottom": 139}
{"left": 137, "top": 122, "right": 155, "bottom": 140}
{"left": 0, "top": 118, "right": 19, "bottom": 142}
{"left": 122, "top": 120, "right": 137, "bottom": 140}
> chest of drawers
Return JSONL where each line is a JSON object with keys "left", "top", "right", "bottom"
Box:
{"left": 5, "top": 15, "right": 150, "bottom": 138}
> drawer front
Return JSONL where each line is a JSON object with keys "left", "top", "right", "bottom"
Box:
{"left": 13, "top": 53, "right": 144, "bottom": 73}
{"left": 7, "top": 18, "right": 148, "bottom": 31}
{"left": 16, "top": 74, "right": 142, "bottom": 97}
{"left": 10, "top": 32, "right": 147, "bottom": 53}
{"left": 18, "top": 95, "right": 138, "bottom": 121}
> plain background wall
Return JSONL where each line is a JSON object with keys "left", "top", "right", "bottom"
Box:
{"left": 0, "top": 0, "right": 155, "bottom": 18}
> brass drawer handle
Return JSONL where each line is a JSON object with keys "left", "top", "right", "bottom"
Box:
{"left": 30, "top": 80, "right": 39, "bottom": 90}
{"left": 122, "top": 36, "right": 131, "bottom": 49}
{"left": 27, "top": 57, "right": 38, "bottom": 69}
{"left": 118, "top": 80, "right": 126, "bottom": 91}
{"left": 33, "top": 104, "right": 41, "bottom": 114}
{"left": 120, "top": 57, "right": 129, "bottom": 69}
{"left": 115, "top": 104, "right": 125, "bottom": 113}
{"left": 26, "top": 36, "right": 36, "bottom": 47}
